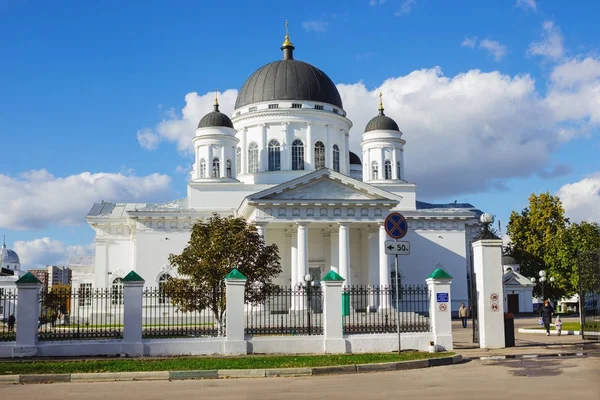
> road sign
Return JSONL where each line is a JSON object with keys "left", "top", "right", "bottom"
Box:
{"left": 384, "top": 240, "right": 410, "bottom": 255}
{"left": 436, "top": 293, "right": 449, "bottom": 303}
{"left": 439, "top": 303, "right": 448, "bottom": 312}
{"left": 384, "top": 213, "right": 408, "bottom": 239}
{"left": 491, "top": 303, "right": 499, "bottom": 312}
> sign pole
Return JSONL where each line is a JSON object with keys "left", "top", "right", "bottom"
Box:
{"left": 395, "top": 245, "right": 401, "bottom": 353}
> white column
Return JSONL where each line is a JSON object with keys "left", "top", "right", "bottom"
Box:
{"left": 380, "top": 147, "right": 385, "bottom": 178}
{"left": 344, "top": 130, "right": 350, "bottom": 174}
{"left": 368, "top": 229, "right": 379, "bottom": 310}
{"left": 240, "top": 128, "right": 247, "bottom": 175}
{"left": 281, "top": 123, "right": 288, "bottom": 171}
{"left": 297, "top": 223, "right": 309, "bottom": 283}
{"left": 338, "top": 223, "right": 350, "bottom": 287}
{"left": 306, "top": 123, "right": 313, "bottom": 170}
{"left": 256, "top": 223, "right": 267, "bottom": 242}
{"left": 207, "top": 145, "right": 214, "bottom": 178}
{"left": 323, "top": 275, "right": 346, "bottom": 353}
{"left": 392, "top": 148, "right": 398, "bottom": 180}
{"left": 220, "top": 146, "right": 226, "bottom": 178}
{"left": 260, "top": 124, "right": 268, "bottom": 172}
{"left": 426, "top": 271, "right": 454, "bottom": 351}
{"left": 224, "top": 270, "right": 247, "bottom": 355}
{"left": 401, "top": 149, "right": 405, "bottom": 180}
{"left": 472, "top": 239, "right": 505, "bottom": 349}
{"left": 290, "top": 230, "right": 299, "bottom": 310}
{"left": 325, "top": 124, "right": 331, "bottom": 169}
{"left": 330, "top": 230, "right": 339, "bottom": 273}
{"left": 14, "top": 276, "right": 41, "bottom": 357}
{"left": 122, "top": 274, "right": 145, "bottom": 357}
{"left": 379, "top": 223, "right": 390, "bottom": 309}
{"left": 285, "top": 123, "right": 293, "bottom": 170}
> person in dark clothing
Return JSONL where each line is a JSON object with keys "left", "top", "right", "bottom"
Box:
{"left": 539, "top": 300, "right": 555, "bottom": 336}
{"left": 7, "top": 314, "right": 15, "bottom": 332}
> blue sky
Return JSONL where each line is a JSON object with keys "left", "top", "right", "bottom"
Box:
{"left": 1, "top": 0, "right": 599, "bottom": 267}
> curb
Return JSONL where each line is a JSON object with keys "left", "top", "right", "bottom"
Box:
{"left": 0, "top": 355, "right": 462, "bottom": 385}
{"left": 463, "top": 352, "right": 588, "bottom": 360}
{"left": 518, "top": 328, "right": 581, "bottom": 335}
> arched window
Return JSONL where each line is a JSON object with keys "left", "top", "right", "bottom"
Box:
{"left": 158, "top": 274, "right": 170, "bottom": 304}
{"left": 112, "top": 278, "right": 123, "bottom": 305}
{"left": 332, "top": 144, "right": 340, "bottom": 172}
{"left": 248, "top": 142, "right": 259, "bottom": 173}
{"left": 199, "top": 158, "right": 206, "bottom": 178}
{"left": 292, "top": 139, "right": 304, "bottom": 171}
{"left": 396, "top": 162, "right": 401, "bottom": 180}
{"left": 314, "top": 141, "right": 325, "bottom": 169}
{"left": 212, "top": 157, "right": 220, "bottom": 178}
{"left": 371, "top": 161, "right": 379, "bottom": 180}
{"left": 268, "top": 139, "right": 281, "bottom": 171}
{"left": 226, "top": 159, "right": 232, "bottom": 178}
{"left": 384, "top": 160, "right": 392, "bottom": 179}
{"left": 236, "top": 147, "right": 241, "bottom": 175}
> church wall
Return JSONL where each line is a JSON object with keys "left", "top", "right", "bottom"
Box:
{"left": 188, "top": 184, "right": 272, "bottom": 211}
{"left": 134, "top": 230, "right": 190, "bottom": 286}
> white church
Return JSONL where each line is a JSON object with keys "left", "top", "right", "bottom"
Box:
{"left": 74, "top": 29, "right": 485, "bottom": 313}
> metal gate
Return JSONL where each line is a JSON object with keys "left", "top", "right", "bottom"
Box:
{"left": 581, "top": 248, "right": 600, "bottom": 341}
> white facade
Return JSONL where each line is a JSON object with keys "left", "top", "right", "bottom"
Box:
{"left": 83, "top": 36, "right": 482, "bottom": 314}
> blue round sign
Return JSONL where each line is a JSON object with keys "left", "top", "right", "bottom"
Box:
{"left": 384, "top": 212, "right": 408, "bottom": 239}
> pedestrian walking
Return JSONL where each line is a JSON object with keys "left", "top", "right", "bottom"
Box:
{"left": 459, "top": 303, "right": 469, "bottom": 328}
{"left": 555, "top": 315, "right": 562, "bottom": 336}
{"left": 7, "top": 314, "right": 15, "bottom": 332}
{"left": 539, "top": 299, "right": 555, "bottom": 336}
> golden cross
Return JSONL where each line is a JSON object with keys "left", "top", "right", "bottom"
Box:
{"left": 379, "top": 92, "right": 383, "bottom": 108}
{"left": 286, "top": 20, "right": 289, "bottom": 37}
{"left": 215, "top": 90, "right": 219, "bottom": 105}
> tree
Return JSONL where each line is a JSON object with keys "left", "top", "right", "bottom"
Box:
{"left": 545, "top": 222, "right": 600, "bottom": 327}
{"left": 162, "top": 214, "right": 281, "bottom": 335}
{"left": 505, "top": 192, "right": 568, "bottom": 298}
{"left": 41, "top": 284, "right": 71, "bottom": 326}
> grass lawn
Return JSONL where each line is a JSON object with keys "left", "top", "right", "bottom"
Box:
{"left": 0, "top": 352, "right": 452, "bottom": 375}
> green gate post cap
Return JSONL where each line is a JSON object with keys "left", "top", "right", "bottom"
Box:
{"left": 225, "top": 269, "right": 247, "bottom": 280}
{"left": 426, "top": 268, "right": 453, "bottom": 280}
{"left": 15, "top": 272, "right": 41, "bottom": 284}
{"left": 321, "top": 270, "right": 345, "bottom": 281}
{"left": 122, "top": 270, "right": 145, "bottom": 282}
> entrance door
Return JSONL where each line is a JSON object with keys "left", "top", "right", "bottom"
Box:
{"left": 507, "top": 294, "right": 519, "bottom": 314}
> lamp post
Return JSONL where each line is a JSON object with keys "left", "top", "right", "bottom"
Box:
{"left": 304, "top": 273, "right": 314, "bottom": 335}
{"left": 531, "top": 270, "right": 555, "bottom": 301}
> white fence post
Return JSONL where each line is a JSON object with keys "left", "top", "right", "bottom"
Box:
{"left": 122, "top": 271, "right": 145, "bottom": 357}
{"left": 426, "top": 268, "right": 453, "bottom": 351}
{"left": 322, "top": 270, "right": 346, "bottom": 354}
{"left": 224, "top": 269, "right": 247, "bottom": 355}
{"left": 14, "top": 272, "right": 42, "bottom": 357}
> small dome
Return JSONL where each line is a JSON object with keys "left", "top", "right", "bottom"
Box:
{"left": 365, "top": 107, "right": 400, "bottom": 133}
{"left": 1, "top": 242, "right": 19, "bottom": 264}
{"left": 349, "top": 151, "right": 362, "bottom": 165}
{"left": 502, "top": 256, "right": 518, "bottom": 265}
{"left": 198, "top": 103, "right": 234, "bottom": 129}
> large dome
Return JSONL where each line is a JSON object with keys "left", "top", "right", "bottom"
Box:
{"left": 234, "top": 39, "right": 343, "bottom": 110}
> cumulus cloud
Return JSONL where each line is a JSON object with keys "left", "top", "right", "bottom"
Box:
{"left": 479, "top": 39, "right": 508, "bottom": 61}
{"left": 394, "top": 0, "right": 416, "bottom": 16}
{"left": 14, "top": 237, "right": 94, "bottom": 270}
{"left": 556, "top": 173, "right": 600, "bottom": 224}
{"left": 515, "top": 0, "right": 537, "bottom": 12}
{"left": 528, "top": 21, "right": 564, "bottom": 60}
{"left": 461, "top": 37, "right": 477, "bottom": 49}
{"left": 0, "top": 170, "right": 173, "bottom": 230}
{"left": 301, "top": 21, "right": 329, "bottom": 33}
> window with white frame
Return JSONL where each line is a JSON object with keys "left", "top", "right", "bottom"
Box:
{"left": 236, "top": 147, "right": 241, "bottom": 175}
{"left": 199, "top": 158, "right": 206, "bottom": 178}
{"left": 112, "top": 278, "right": 123, "bottom": 305}
{"left": 396, "top": 162, "right": 401, "bottom": 180}
{"left": 314, "top": 141, "right": 325, "bottom": 169}
{"left": 268, "top": 139, "right": 281, "bottom": 171}
{"left": 78, "top": 283, "right": 92, "bottom": 307}
{"left": 292, "top": 139, "right": 304, "bottom": 170}
{"left": 248, "top": 142, "right": 259, "bottom": 173}
{"left": 333, "top": 144, "right": 340, "bottom": 172}
{"left": 385, "top": 160, "right": 392, "bottom": 179}
{"left": 226, "top": 159, "right": 232, "bottom": 178}
{"left": 158, "top": 274, "right": 170, "bottom": 304}
{"left": 212, "top": 157, "right": 220, "bottom": 178}
{"left": 371, "top": 161, "right": 379, "bottom": 180}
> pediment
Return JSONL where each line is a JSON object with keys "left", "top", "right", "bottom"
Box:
{"left": 264, "top": 178, "right": 379, "bottom": 201}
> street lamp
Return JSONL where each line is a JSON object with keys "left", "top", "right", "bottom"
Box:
{"left": 304, "top": 273, "right": 314, "bottom": 335}
{"left": 531, "top": 270, "right": 555, "bottom": 301}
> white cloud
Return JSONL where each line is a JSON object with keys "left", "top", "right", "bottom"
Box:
{"left": 556, "top": 173, "right": 600, "bottom": 224}
{"left": 515, "top": 0, "right": 537, "bottom": 12}
{"left": 479, "top": 39, "right": 508, "bottom": 61}
{"left": 528, "top": 21, "right": 564, "bottom": 60}
{"left": 14, "top": 237, "right": 94, "bottom": 270}
{"left": 394, "top": 0, "right": 416, "bottom": 16}
{"left": 0, "top": 170, "right": 173, "bottom": 230}
{"left": 461, "top": 37, "right": 477, "bottom": 49}
{"left": 370, "top": 0, "right": 385, "bottom": 5}
{"left": 136, "top": 128, "right": 162, "bottom": 150}
{"left": 301, "top": 20, "right": 329, "bottom": 33}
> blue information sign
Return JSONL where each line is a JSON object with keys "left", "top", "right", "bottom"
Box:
{"left": 436, "top": 293, "right": 449, "bottom": 303}
{"left": 384, "top": 213, "right": 408, "bottom": 239}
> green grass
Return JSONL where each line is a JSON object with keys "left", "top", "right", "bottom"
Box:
{"left": 0, "top": 352, "right": 452, "bottom": 375}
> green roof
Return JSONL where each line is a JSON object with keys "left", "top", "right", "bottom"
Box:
{"left": 426, "top": 267, "right": 453, "bottom": 280}
{"left": 321, "top": 270, "right": 345, "bottom": 282}
{"left": 15, "top": 272, "right": 41, "bottom": 284}
{"left": 225, "top": 269, "right": 247, "bottom": 280}
{"left": 122, "top": 270, "right": 145, "bottom": 282}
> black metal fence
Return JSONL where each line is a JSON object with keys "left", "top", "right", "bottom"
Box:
{"left": 142, "top": 287, "right": 222, "bottom": 338}
{"left": 245, "top": 285, "right": 323, "bottom": 336}
{"left": 0, "top": 289, "right": 17, "bottom": 342}
{"left": 343, "top": 285, "right": 430, "bottom": 334}
{"left": 38, "top": 288, "right": 123, "bottom": 341}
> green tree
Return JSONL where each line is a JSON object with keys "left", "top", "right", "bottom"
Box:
{"left": 506, "top": 192, "right": 568, "bottom": 298}
{"left": 162, "top": 214, "right": 281, "bottom": 335}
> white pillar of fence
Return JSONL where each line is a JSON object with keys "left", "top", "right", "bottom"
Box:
{"left": 425, "top": 268, "right": 453, "bottom": 351}
{"left": 122, "top": 271, "right": 145, "bottom": 357}
{"left": 224, "top": 269, "right": 247, "bottom": 355}
{"left": 14, "top": 272, "right": 42, "bottom": 357}
{"left": 322, "top": 270, "right": 346, "bottom": 354}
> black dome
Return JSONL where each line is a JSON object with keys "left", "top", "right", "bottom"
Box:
{"left": 235, "top": 43, "right": 343, "bottom": 110}
{"left": 364, "top": 108, "right": 400, "bottom": 133}
{"left": 349, "top": 151, "right": 362, "bottom": 165}
{"left": 198, "top": 103, "right": 234, "bottom": 129}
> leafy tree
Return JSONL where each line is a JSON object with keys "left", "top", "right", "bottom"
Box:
{"left": 162, "top": 214, "right": 281, "bottom": 335}
{"left": 41, "top": 284, "right": 71, "bottom": 325}
{"left": 505, "top": 192, "right": 568, "bottom": 298}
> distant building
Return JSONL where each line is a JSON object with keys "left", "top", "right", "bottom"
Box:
{"left": 26, "top": 265, "right": 72, "bottom": 291}
{"left": 0, "top": 238, "right": 23, "bottom": 319}
{"left": 502, "top": 256, "right": 535, "bottom": 314}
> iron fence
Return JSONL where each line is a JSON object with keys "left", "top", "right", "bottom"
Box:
{"left": 0, "top": 289, "right": 17, "bottom": 342}
{"left": 343, "top": 285, "right": 430, "bottom": 334}
{"left": 142, "top": 287, "right": 222, "bottom": 338}
{"left": 38, "top": 288, "right": 123, "bottom": 341}
{"left": 245, "top": 285, "right": 323, "bottom": 336}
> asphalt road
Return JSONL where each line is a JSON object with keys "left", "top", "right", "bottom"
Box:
{"left": 1, "top": 356, "right": 599, "bottom": 400}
